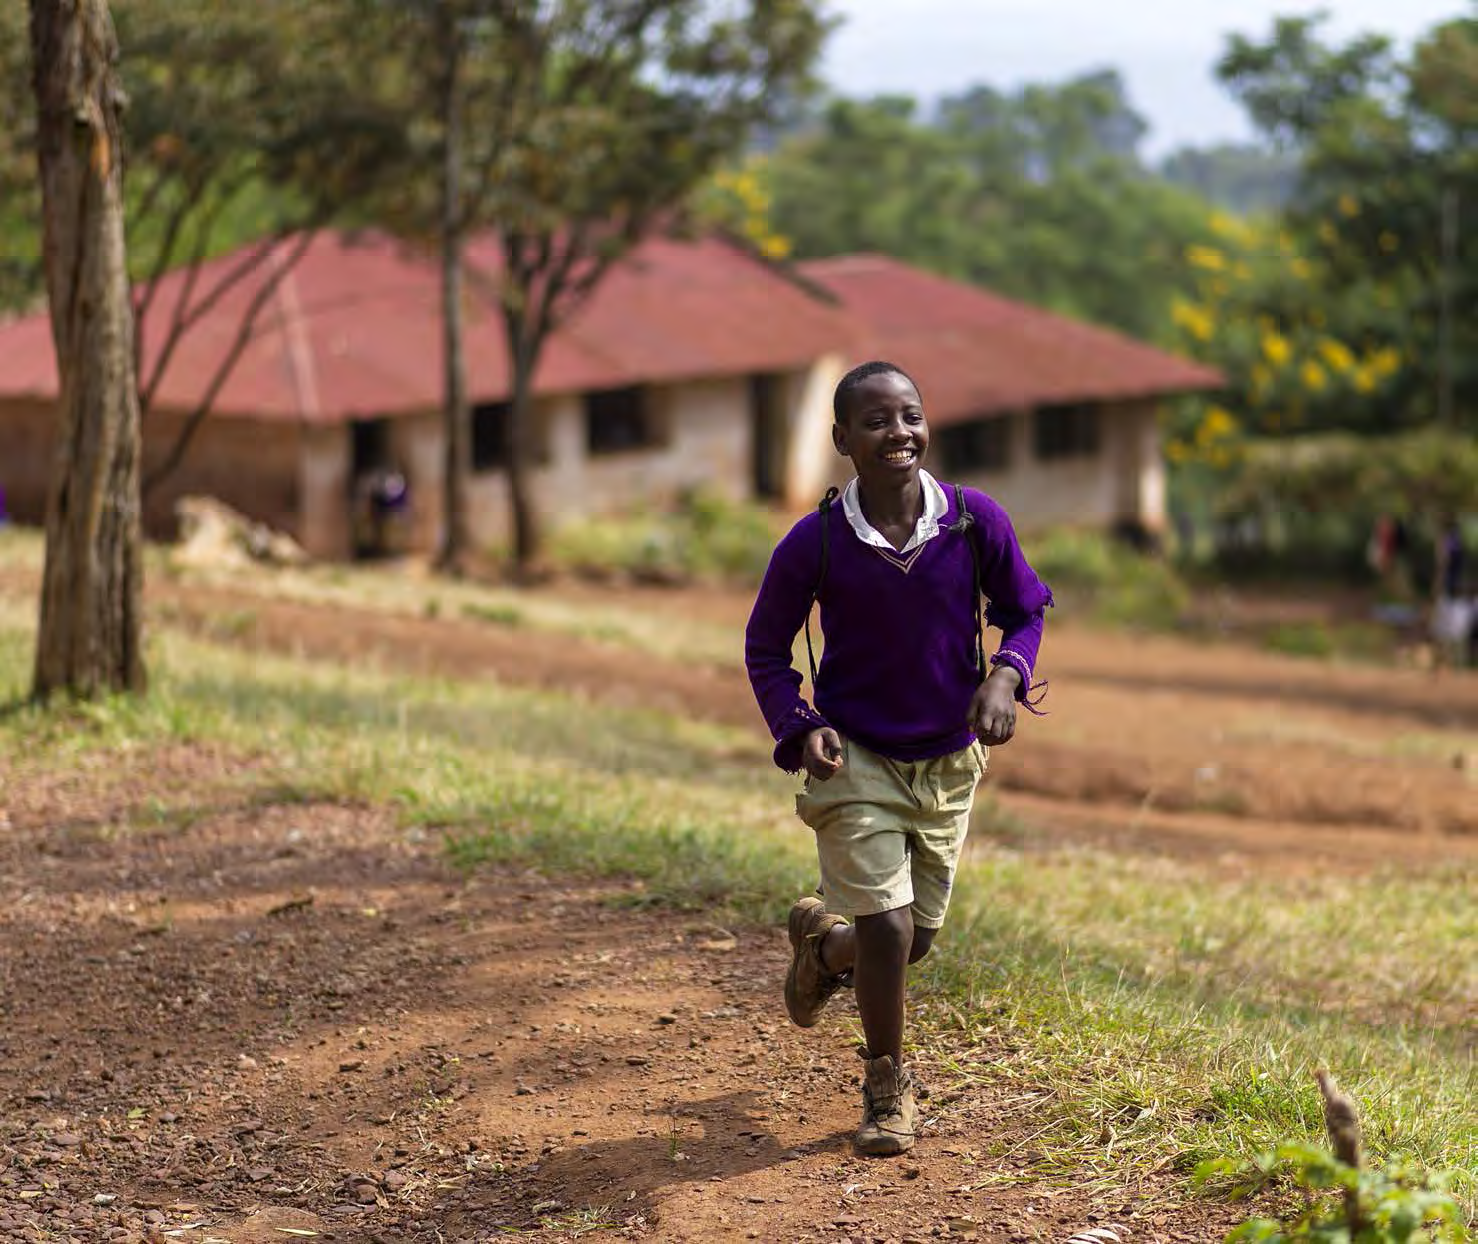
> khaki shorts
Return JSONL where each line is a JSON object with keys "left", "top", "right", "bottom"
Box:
{"left": 794, "top": 736, "right": 987, "bottom": 929}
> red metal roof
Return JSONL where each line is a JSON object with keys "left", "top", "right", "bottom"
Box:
{"left": 798, "top": 254, "right": 1222, "bottom": 425}
{"left": 0, "top": 235, "right": 1220, "bottom": 426}
{"left": 0, "top": 230, "right": 855, "bottom": 422}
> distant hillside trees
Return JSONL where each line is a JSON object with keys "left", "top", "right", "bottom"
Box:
{"left": 754, "top": 72, "right": 1224, "bottom": 344}
{"left": 1158, "top": 143, "right": 1300, "bottom": 215}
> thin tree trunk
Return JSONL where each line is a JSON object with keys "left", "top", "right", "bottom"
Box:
{"left": 505, "top": 316, "right": 540, "bottom": 574}
{"left": 29, "top": 0, "right": 145, "bottom": 701}
{"left": 436, "top": 6, "right": 472, "bottom": 575}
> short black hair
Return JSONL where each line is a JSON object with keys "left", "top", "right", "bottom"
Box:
{"left": 833, "top": 360, "right": 920, "bottom": 423}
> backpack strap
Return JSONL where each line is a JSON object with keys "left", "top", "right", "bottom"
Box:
{"left": 946, "top": 483, "right": 986, "bottom": 681}
{"left": 805, "top": 487, "right": 840, "bottom": 686}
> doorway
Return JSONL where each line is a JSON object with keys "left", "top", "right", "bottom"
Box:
{"left": 750, "top": 374, "right": 786, "bottom": 501}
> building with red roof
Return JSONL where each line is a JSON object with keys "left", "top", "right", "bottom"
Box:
{"left": 796, "top": 254, "right": 1223, "bottom": 535}
{"left": 0, "top": 230, "right": 1218, "bottom": 558}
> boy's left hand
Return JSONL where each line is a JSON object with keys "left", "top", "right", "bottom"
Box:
{"left": 969, "top": 667, "right": 1020, "bottom": 746}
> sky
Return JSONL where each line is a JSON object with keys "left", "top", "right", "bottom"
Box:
{"left": 820, "top": 0, "right": 1471, "bottom": 158}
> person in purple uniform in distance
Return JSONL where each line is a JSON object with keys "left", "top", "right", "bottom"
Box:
{"left": 745, "top": 360, "right": 1052, "bottom": 1157}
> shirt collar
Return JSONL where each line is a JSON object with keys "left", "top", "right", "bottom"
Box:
{"left": 840, "top": 469, "right": 949, "bottom": 555}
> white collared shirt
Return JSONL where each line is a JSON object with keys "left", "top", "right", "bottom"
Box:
{"left": 840, "top": 469, "right": 950, "bottom": 555}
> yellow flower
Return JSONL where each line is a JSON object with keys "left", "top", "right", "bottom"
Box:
{"left": 1317, "top": 338, "right": 1355, "bottom": 372}
{"left": 1185, "top": 244, "right": 1226, "bottom": 272}
{"left": 1301, "top": 359, "right": 1328, "bottom": 392}
{"left": 1262, "top": 332, "right": 1292, "bottom": 367}
{"left": 1353, "top": 368, "right": 1377, "bottom": 394}
{"left": 1171, "top": 298, "right": 1215, "bottom": 343}
{"left": 1337, "top": 193, "right": 1359, "bottom": 218}
{"left": 758, "top": 234, "right": 792, "bottom": 261}
{"left": 1370, "top": 346, "right": 1401, "bottom": 377}
{"left": 1200, "top": 405, "right": 1240, "bottom": 441}
{"left": 1290, "top": 257, "right": 1313, "bottom": 281}
{"left": 1209, "top": 211, "right": 1255, "bottom": 246}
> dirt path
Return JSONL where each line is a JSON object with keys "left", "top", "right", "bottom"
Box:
{"left": 0, "top": 747, "right": 1240, "bottom": 1243}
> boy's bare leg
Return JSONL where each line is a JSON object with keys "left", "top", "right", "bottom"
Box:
{"left": 819, "top": 908, "right": 930, "bottom": 1066}
{"left": 820, "top": 921, "right": 937, "bottom": 976}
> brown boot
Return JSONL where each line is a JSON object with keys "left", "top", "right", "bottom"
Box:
{"left": 784, "top": 897, "right": 848, "bottom": 1027}
{"left": 855, "top": 1051, "right": 917, "bottom": 1156}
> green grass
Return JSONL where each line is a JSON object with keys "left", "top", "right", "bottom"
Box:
{"left": 547, "top": 488, "right": 782, "bottom": 587}
{"left": 1025, "top": 527, "right": 1190, "bottom": 630}
{"left": 0, "top": 596, "right": 1472, "bottom": 1224}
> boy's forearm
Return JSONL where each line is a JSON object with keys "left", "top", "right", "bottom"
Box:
{"left": 986, "top": 662, "right": 1022, "bottom": 695}
{"left": 989, "top": 610, "right": 1044, "bottom": 693}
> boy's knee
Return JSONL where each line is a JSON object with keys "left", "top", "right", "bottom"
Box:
{"left": 856, "top": 907, "right": 914, "bottom": 960}
{"left": 908, "top": 926, "right": 938, "bottom": 963}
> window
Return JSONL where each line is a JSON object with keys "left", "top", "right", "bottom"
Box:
{"left": 350, "top": 418, "right": 391, "bottom": 477}
{"left": 472, "top": 401, "right": 511, "bottom": 472}
{"left": 937, "top": 418, "right": 1011, "bottom": 473}
{"left": 1033, "top": 403, "right": 1100, "bottom": 461}
{"left": 585, "top": 386, "right": 659, "bottom": 456}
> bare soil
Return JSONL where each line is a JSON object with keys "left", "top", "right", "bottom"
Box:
{"left": 1, "top": 746, "right": 1239, "bottom": 1244}
{"left": 3, "top": 562, "right": 1476, "bottom": 1242}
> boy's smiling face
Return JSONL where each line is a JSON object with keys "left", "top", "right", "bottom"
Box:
{"left": 833, "top": 370, "right": 929, "bottom": 489}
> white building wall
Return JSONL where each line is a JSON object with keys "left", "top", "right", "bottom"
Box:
{"left": 951, "top": 402, "right": 1165, "bottom": 533}
{"left": 448, "top": 377, "right": 754, "bottom": 549}
{"left": 781, "top": 352, "right": 849, "bottom": 509}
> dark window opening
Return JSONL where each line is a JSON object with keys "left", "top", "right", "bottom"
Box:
{"left": 1033, "top": 403, "right": 1100, "bottom": 461}
{"left": 350, "top": 418, "right": 392, "bottom": 480}
{"left": 937, "top": 418, "right": 1011, "bottom": 473}
{"left": 750, "top": 373, "right": 786, "bottom": 499}
{"left": 472, "top": 401, "right": 512, "bottom": 472}
{"left": 586, "top": 386, "right": 658, "bottom": 455}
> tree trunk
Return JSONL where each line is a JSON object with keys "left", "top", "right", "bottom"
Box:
{"left": 435, "top": 6, "right": 472, "bottom": 576}
{"left": 29, "top": 0, "right": 145, "bottom": 701}
{"left": 505, "top": 317, "right": 541, "bottom": 575}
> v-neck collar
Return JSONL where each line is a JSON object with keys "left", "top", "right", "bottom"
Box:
{"left": 840, "top": 470, "right": 949, "bottom": 556}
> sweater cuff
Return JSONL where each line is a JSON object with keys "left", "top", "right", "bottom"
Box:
{"left": 990, "top": 649, "right": 1049, "bottom": 715}
{"left": 771, "top": 703, "right": 830, "bottom": 774}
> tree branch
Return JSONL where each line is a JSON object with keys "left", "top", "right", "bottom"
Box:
{"left": 133, "top": 175, "right": 213, "bottom": 399}
{"left": 142, "top": 229, "right": 318, "bottom": 497}
{"left": 139, "top": 214, "right": 301, "bottom": 417}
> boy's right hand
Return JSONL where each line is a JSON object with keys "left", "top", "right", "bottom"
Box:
{"left": 802, "top": 728, "right": 844, "bottom": 781}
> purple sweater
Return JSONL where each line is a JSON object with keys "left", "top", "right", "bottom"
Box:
{"left": 745, "top": 484, "right": 1052, "bottom": 772}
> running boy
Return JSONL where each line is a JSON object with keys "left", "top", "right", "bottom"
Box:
{"left": 744, "top": 360, "right": 1052, "bottom": 1157}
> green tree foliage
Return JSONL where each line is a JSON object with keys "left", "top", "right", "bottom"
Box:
{"left": 1216, "top": 13, "right": 1478, "bottom": 430}
{"left": 0, "top": 4, "right": 43, "bottom": 311}
{"left": 348, "top": 0, "right": 829, "bottom": 572}
{"left": 1, "top": 1, "right": 397, "bottom": 493}
{"left": 1, "top": 2, "right": 369, "bottom": 310}
{"left": 757, "top": 73, "right": 1219, "bottom": 341}
{"left": 1158, "top": 142, "right": 1300, "bottom": 215}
